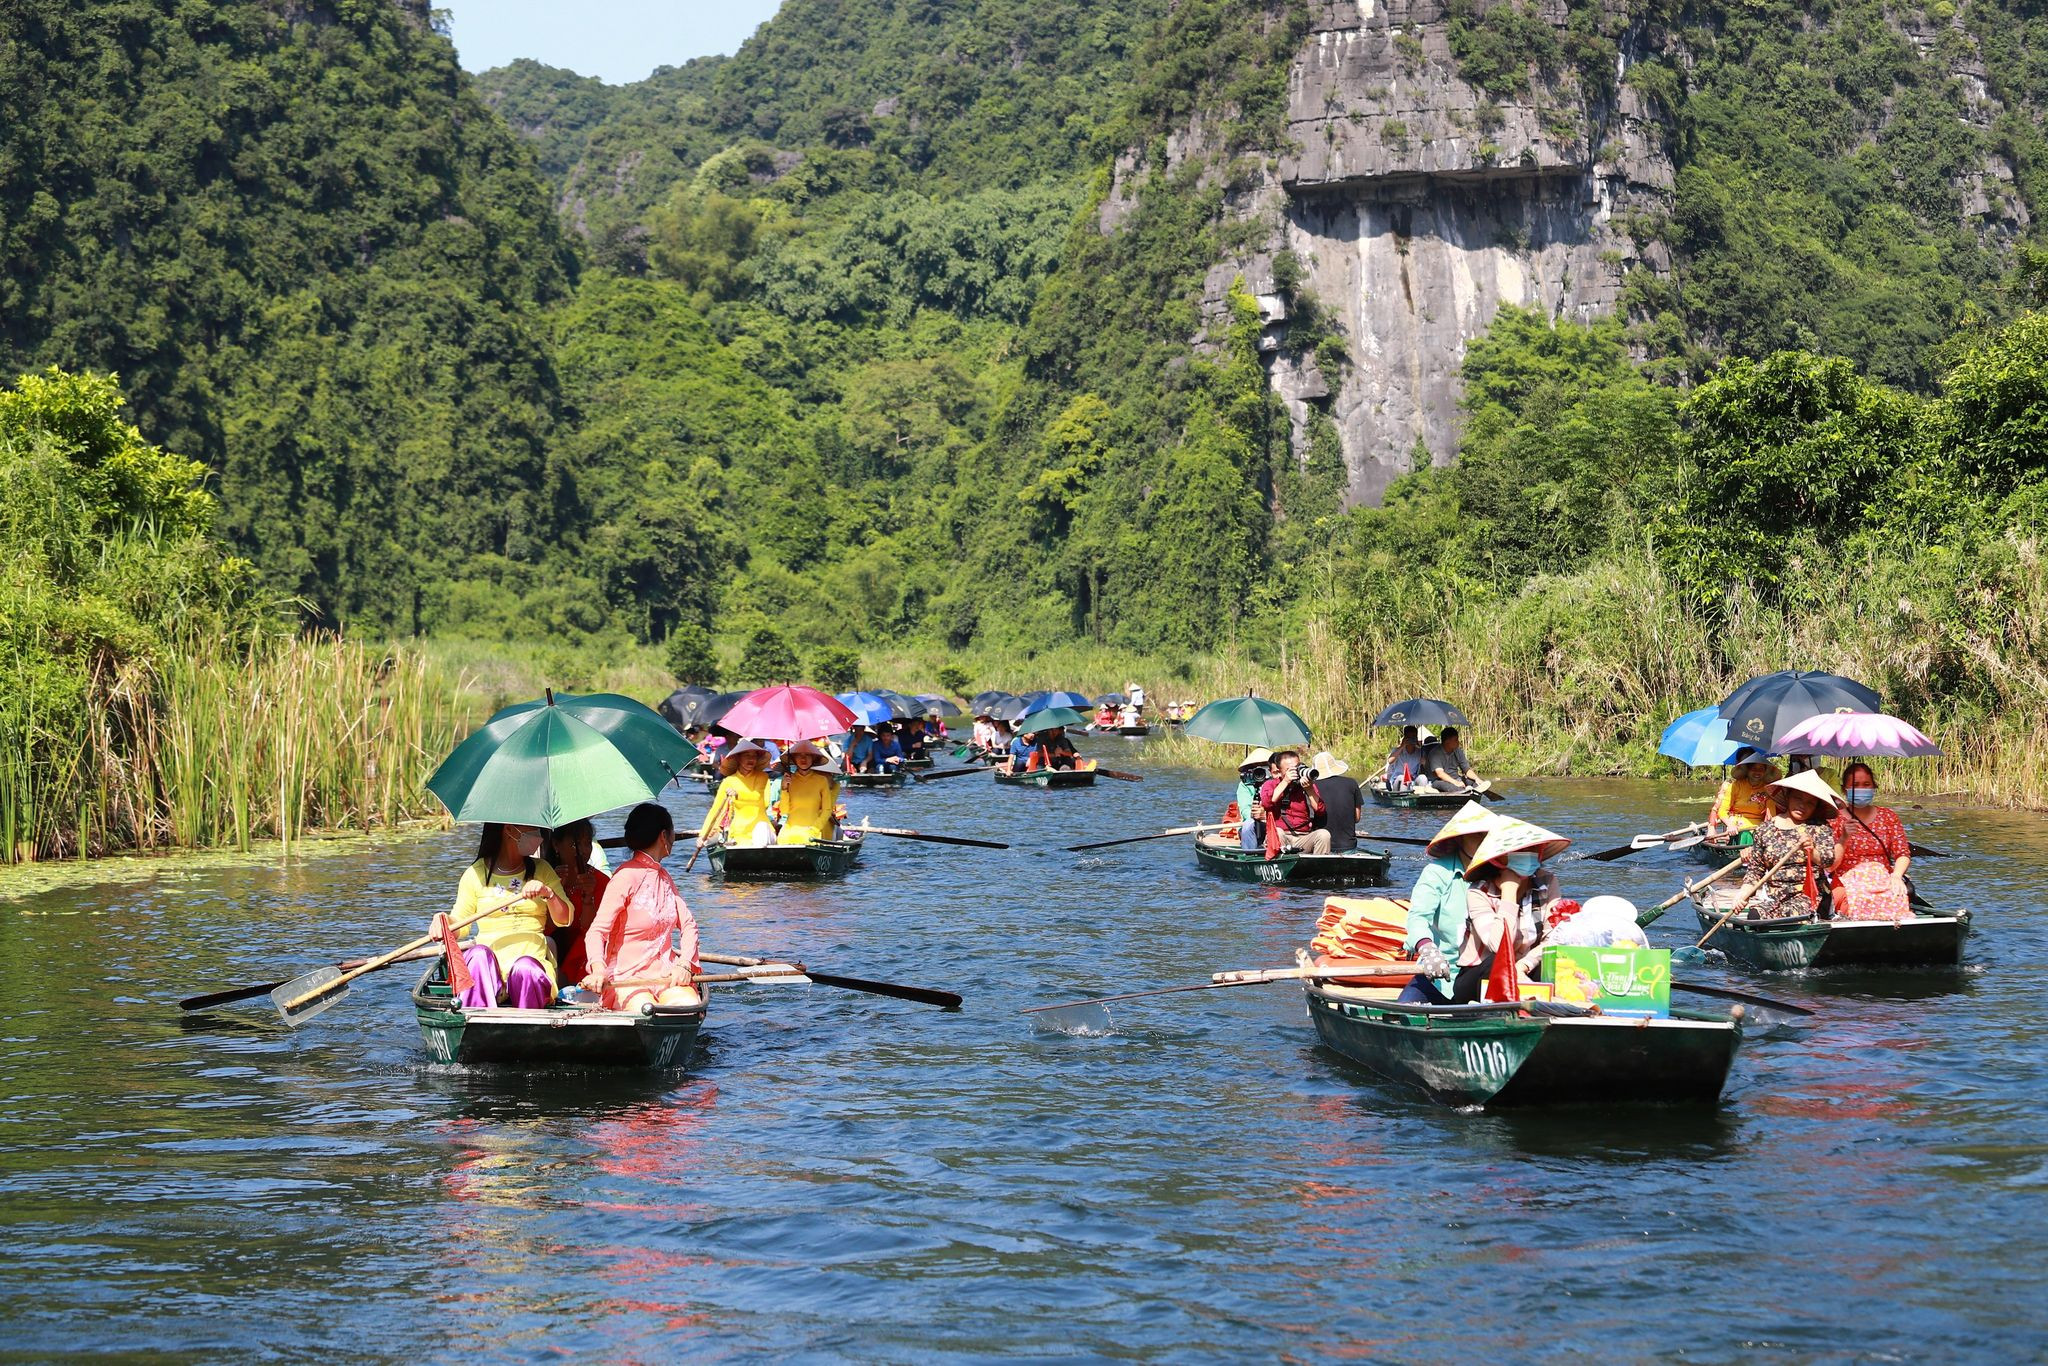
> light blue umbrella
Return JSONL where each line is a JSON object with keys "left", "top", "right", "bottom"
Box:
{"left": 836, "top": 691, "right": 899, "bottom": 726}
{"left": 1658, "top": 706, "right": 1741, "bottom": 767}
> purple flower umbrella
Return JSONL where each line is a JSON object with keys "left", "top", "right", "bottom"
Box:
{"left": 1777, "top": 712, "right": 1941, "bottom": 759}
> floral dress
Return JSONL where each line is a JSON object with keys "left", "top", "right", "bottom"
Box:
{"left": 1829, "top": 805, "right": 1912, "bottom": 921}
{"left": 1742, "top": 819, "right": 1840, "bottom": 920}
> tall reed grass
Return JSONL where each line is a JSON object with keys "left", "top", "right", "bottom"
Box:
{"left": 868, "top": 537, "right": 2048, "bottom": 810}
{"left": 2, "top": 635, "right": 479, "bottom": 864}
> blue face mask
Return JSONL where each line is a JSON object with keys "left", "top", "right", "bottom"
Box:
{"left": 1506, "top": 852, "right": 1540, "bottom": 876}
{"left": 1846, "top": 788, "right": 1876, "bottom": 807}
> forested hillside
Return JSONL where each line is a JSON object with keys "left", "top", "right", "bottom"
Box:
{"left": 5, "top": 0, "right": 2046, "bottom": 677}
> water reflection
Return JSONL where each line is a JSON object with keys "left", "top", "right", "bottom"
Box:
{"left": 2, "top": 769, "right": 2046, "bottom": 1356}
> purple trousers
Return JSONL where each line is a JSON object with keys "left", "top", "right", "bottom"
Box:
{"left": 459, "top": 944, "right": 553, "bottom": 1009}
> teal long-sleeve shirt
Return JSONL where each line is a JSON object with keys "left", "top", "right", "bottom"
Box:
{"left": 1405, "top": 855, "right": 1469, "bottom": 992}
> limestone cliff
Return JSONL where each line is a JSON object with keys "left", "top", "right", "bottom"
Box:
{"left": 1199, "top": 0, "right": 1676, "bottom": 504}
{"left": 1164, "top": 0, "right": 2027, "bottom": 507}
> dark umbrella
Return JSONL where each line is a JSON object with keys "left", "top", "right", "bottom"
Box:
{"left": 658, "top": 685, "right": 716, "bottom": 730}
{"left": 1370, "top": 698, "right": 1470, "bottom": 728}
{"left": 917, "top": 694, "right": 965, "bottom": 719}
{"left": 970, "top": 690, "right": 1015, "bottom": 711}
{"left": 1092, "top": 693, "right": 1126, "bottom": 708}
{"left": 1716, "top": 670, "right": 1882, "bottom": 751}
{"left": 1018, "top": 689, "right": 1093, "bottom": 714}
{"left": 987, "top": 695, "right": 1032, "bottom": 722}
{"left": 664, "top": 689, "right": 740, "bottom": 729}
{"left": 870, "top": 690, "right": 923, "bottom": 721}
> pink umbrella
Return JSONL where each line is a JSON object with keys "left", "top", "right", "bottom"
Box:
{"left": 1777, "top": 712, "right": 1942, "bottom": 758}
{"left": 718, "top": 685, "right": 859, "bottom": 743}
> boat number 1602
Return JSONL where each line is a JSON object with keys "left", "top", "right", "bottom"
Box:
{"left": 1459, "top": 1040, "right": 1511, "bottom": 1078}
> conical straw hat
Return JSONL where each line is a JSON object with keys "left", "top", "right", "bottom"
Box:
{"left": 1424, "top": 801, "right": 1506, "bottom": 858}
{"left": 1767, "top": 769, "right": 1844, "bottom": 809}
{"left": 1465, "top": 817, "right": 1572, "bottom": 874}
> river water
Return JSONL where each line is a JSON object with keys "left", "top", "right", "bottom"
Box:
{"left": 4, "top": 744, "right": 2046, "bottom": 1361}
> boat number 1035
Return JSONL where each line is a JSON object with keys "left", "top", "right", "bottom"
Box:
{"left": 1459, "top": 1040, "right": 1511, "bottom": 1078}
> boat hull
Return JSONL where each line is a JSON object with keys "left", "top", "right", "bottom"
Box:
{"left": 1193, "top": 839, "right": 1391, "bottom": 886}
{"left": 1693, "top": 831, "right": 1752, "bottom": 866}
{"left": 1693, "top": 907, "right": 1971, "bottom": 970}
{"left": 1115, "top": 725, "right": 1151, "bottom": 737}
{"left": 1367, "top": 783, "right": 1468, "bottom": 810}
{"left": 411, "top": 967, "right": 705, "bottom": 1070}
{"left": 994, "top": 768, "right": 1096, "bottom": 789}
{"left": 707, "top": 836, "right": 863, "bottom": 881}
{"left": 1305, "top": 986, "right": 1741, "bottom": 1108}
{"left": 842, "top": 771, "right": 908, "bottom": 789}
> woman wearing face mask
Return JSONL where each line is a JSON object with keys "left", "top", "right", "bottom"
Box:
{"left": 1828, "top": 762, "right": 1913, "bottom": 921}
{"left": 1455, "top": 819, "right": 1571, "bottom": 1003}
{"left": 582, "top": 803, "right": 702, "bottom": 1011}
{"left": 449, "top": 822, "right": 575, "bottom": 1009}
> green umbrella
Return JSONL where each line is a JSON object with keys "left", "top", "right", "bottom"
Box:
{"left": 426, "top": 691, "right": 696, "bottom": 828}
{"left": 1016, "top": 706, "right": 1088, "bottom": 736}
{"left": 1184, "top": 695, "right": 1313, "bottom": 748}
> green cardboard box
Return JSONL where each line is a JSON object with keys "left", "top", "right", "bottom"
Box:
{"left": 1542, "top": 945, "right": 1671, "bottom": 1017}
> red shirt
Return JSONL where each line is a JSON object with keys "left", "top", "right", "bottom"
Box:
{"left": 1258, "top": 773, "right": 1320, "bottom": 833}
{"left": 553, "top": 866, "right": 610, "bottom": 983}
{"left": 1829, "top": 805, "right": 1907, "bottom": 887}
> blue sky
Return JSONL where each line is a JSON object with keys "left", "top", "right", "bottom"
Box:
{"left": 442, "top": 1, "right": 784, "bottom": 83}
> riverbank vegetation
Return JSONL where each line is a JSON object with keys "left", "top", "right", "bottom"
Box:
{"left": 4, "top": 0, "right": 2047, "bottom": 867}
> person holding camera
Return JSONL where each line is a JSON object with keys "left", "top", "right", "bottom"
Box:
{"left": 1258, "top": 750, "right": 1332, "bottom": 854}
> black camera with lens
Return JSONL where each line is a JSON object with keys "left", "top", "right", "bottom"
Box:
{"left": 1241, "top": 764, "right": 1271, "bottom": 785}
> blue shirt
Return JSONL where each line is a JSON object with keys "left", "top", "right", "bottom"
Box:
{"left": 1009, "top": 735, "right": 1033, "bottom": 766}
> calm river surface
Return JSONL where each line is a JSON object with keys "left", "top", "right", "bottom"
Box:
{"left": 4, "top": 744, "right": 2047, "bottom": 1361}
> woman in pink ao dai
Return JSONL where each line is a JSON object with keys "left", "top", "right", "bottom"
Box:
{"left": 580, "top": 803, "right": 702, "bottom": 1011}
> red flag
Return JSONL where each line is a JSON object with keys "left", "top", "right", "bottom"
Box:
{"left": 1264, "top": 814, "right": 1284, "bottom": 859}
{"left": 1487, "top": 919, "right": 1518, "bottom": 1003}
{"left": 438, "top": 914, "right": 475, "bottom": 1000}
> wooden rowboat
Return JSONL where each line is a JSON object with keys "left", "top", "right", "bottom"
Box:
{"left": 902, "top": 754, "right": 936, "bottom": 770}
{"left": 707, "top": 834, "right": 863, "bottom": 881}
{"left": 410, "top": 962, "right": 705, "bottom": 1070}
{"left": 1305, "top": 978, "right": 1742, "bottom": 1107}
{"left": 1692, "top": 905, "right": 1971, "bottom": 971}
{"left": 1692, "top": 830, "right": 1753, "bottom": 866}
{"left": 1193, "top": 836, "right": 1391, "bottom": 886}
{"left": 842, "top": 770, "right": 908, "bottom": 789}
{"left": 994, "top": 767, "right": 1096, "bottom": 789}
{"left": 1366, "top": 781, "right": 1468, "bottom": 810}
{"left": 1114, "top": 724, "right": 1151, "bottom": 737}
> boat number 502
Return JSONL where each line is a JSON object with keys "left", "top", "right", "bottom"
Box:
{"left": 1459, "top": 1040, "right": 1510, "bottom": 1078}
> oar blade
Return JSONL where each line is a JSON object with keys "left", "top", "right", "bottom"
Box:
{"left": 802, "top": 970, "right": 963, "bottom": 1010}
{"left": 180, "top": 981, "right": 282, "bottom": 1012}
{"left": 271, "top": 967, "right": 349, "bottom": 1027}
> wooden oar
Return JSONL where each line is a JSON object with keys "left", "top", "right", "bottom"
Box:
{"left": 1633, "top": 857, "right": 1746, "bottom": 927}
{"left": 699, "top": 951, "right": 962, "bottom": 1010}
{"left": 1670, "top": 980, "right": 1815, "bottom": 1017}
{"left": 1907, "top": 841, "right": 1950, "bottom": 858}
{"left": 856, "top": 821, "right": 1009, "bottom": 850}
{"left": 1697, "top": 847, "right": 1800, "bottom": 948}
{"left": 1581, "top": 822, "right": 1707, "bottom": 863}
{"left": 271, "top": 892, "right": 516, "bottom": 1026}
{"left": 1022, "top": 960, "right": 1425, "bottom": 1014}
{"left": 1067, "top": 822, "right": 1233, "bottom": 853}
{"left": 1355, "top": 830, "right": 1435, "bottom": 848}
{"left": 1091, "top": 764, "right": 1144, "bottom": 783}
{"left": 179, "top": 946, "right": 441, "bottom": 1012}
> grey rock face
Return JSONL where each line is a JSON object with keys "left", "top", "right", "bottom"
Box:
{"left": 1201, "top": 0, "right": 1675, "bottom": 505}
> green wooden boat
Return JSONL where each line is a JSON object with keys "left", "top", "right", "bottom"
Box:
{"left": 1692, "top": 830, "right": 1753, "bottom": 866}
{"left": 902, "top": 754, "right": 936, "bottom": 770}
{"left": 994, "top": 767, "right": 1096, "bottom": 789}
{"left": 1366, "top": 781, "right": 1468, "bottom": 810}
{"left": 1692, "top": 906, "right": 1971, "bottom": 970}
{"left": 842, "top": 770, "right": 909, "bottom": 789}
{"left": 1193, "top": 837, "right": 1391, "bottom": 886}
{"left": 410, "top": 963, "right": 705, "bottom": 1070}
{"left": 1305, "top": 982, "right": 1743, "bottom": 1107}
{"left": 706, "top": 834, "right": 863, "bottom": 880}
{"left": 1114, "top": 724, "right": 1151, "bottom": 737}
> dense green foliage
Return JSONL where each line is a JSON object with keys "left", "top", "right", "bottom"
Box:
{"left": 6, "top": 0, "right": 2046, "bottom": 698}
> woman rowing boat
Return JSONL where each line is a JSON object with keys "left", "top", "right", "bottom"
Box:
{"left": 448, "top": 822, "right": 575, "bottom": 1008}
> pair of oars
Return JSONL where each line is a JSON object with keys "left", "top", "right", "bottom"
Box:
{"left": 1579, "top": 821, "right": 1709, "bottom": 863}
{"left": 1631, "top": 854, "right": 1817, "bottom": 1016}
